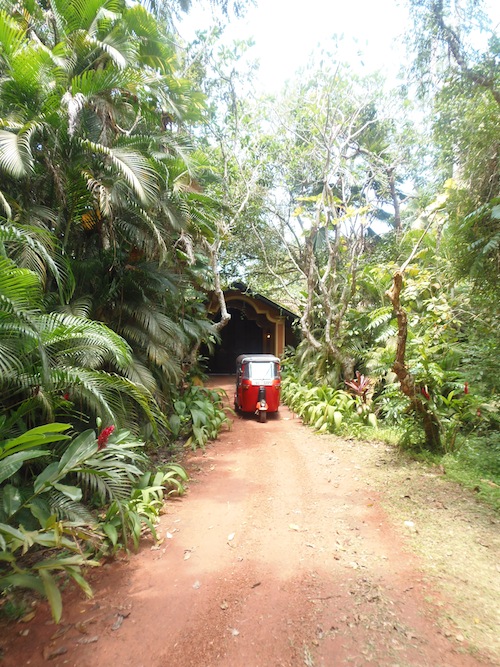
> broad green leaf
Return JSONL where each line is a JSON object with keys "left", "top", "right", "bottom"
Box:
{"left": 190, "top": 408, "right": 207, "bottom": 428}
{"left": 2, "top": 424, "right": 70, "bottom": 454}
{"left": 0, "top": 521, "right": 28, "bottom": 542}
{"left": 17, "top": 423, "right": 71, "bottom": 436}
{"left": 174, "top": 401, "right": 186, "bottom": 414}
{"left": 66, "top": 568, "right": 94, "bottom": 598}
{"left": 103, "top": 522, "right": 118, "bottom": 546}
{"left": 36, "top": 554, "right": 95, "bottom": 568}
{"left": 0, "top": 450, "right": 49, "bottom": 483}
{"left": 193, "top": 426, "right": 206, "bottom": 446}
{"left": 57, "top": 430, "right": 96, "bottom": 476}
{"left": 52, "top": 482, "right": 82, "bottom": 501}
{"left": 0, "top": 573, "right": 45, "bottom": 595}
{"left": 39, "top": 569, "right": 63, "bottom": 623}
{"left": 168, "top": 414, "right": 181, "bottom": 436}
{"left": 2, "top": 484, "right": 22, "bottom": 517}
{"left": 28, "top": 498, "right": 51, "bottom": 527}
{"left": 163, "top": 464, "right": 188, "bottom": 481}
{"left": 33, "top": 462, "right": 59, "bottom": 494}
{"left": 314, "top": 416, "right": 324, "bottom": 430}
{"left": 333, "top": 411, "right": 343, "bottom": 429}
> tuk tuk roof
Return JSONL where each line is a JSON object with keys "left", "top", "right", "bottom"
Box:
{"left": 236, "top": 354, "right": 280, "bottom": 366}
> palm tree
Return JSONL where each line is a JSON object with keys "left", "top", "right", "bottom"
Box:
{"left": 0, "top": 251, "right": 165, "bottom": 438}
{"left": 0, "top": 0, "right": 221, "bottom": 424}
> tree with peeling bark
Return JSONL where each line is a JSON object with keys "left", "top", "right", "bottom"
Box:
{"left": 231, "top": 64, "right": 420, "bottom": 383}
{"left": 183, "top": 33, "right": 267, "bottom": 330}
{"left": 385, "top": 251, "right": 443, "bottom": 451}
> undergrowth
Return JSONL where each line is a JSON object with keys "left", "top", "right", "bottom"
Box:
{"left": 441, "top": 433, "right": 500, "bottom": 510}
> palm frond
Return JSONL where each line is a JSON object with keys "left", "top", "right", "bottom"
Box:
{"left": 38, "top": 312, "right": 132, "bottom": 371}
{"left": 47, "top": 488, "right": 96, "bottom": 525}
{"left": 79, "top": 139, "right": 159, "bottom": 205}
{"left": 0, "top": 223, "right": 74, "bottom": 298}
{"left": 366, "top": 305, "right": 393, "bottom": 331}
{"left": 0, "top": 129, "right": 33, "bottom": 177}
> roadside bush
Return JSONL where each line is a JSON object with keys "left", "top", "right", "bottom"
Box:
{"left": 167, "top": 385, "right": 232, "bottom": 450}
{"left": 281, "top": 377, "right": 378, "bottom": 434}
{"left": 0, "top": 423, "right": 188, "bottom": 622}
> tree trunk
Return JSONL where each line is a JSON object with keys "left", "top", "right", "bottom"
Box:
{"left": 388, "top": 168, "right": 402, "bottom": 235}
{"left": 386, "top": 270, "right": 442, "bottom": 451}
{"left": 341, "top": 356, "right": 355, "bottom": 383}
{"left": 186, "top": 241, "right": 231, "bottom": 374}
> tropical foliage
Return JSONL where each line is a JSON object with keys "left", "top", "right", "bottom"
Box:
{"left": 0, "top": 0, "right": 231, "bottom": 620}
{"left": 1, "top": 0, "right": 499, "bottom": 623}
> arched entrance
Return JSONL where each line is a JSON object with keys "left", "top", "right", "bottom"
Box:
{"left": 208, "top": 306, "right": 264, "bottom": 373}
{"left": 206, "top": 286, "right": 298, "bottom": 374}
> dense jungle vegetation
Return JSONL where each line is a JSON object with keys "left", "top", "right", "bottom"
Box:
{"left": 0, "top": 0, "right": 498, "bottom": 620}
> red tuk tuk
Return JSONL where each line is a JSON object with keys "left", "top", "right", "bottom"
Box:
{"left": 234, "top": 354, "right": 281, "bottom": 423}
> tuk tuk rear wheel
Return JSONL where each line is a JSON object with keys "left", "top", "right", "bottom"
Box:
{"left": 258, "top": 410, "right": 267, "bottom": 423}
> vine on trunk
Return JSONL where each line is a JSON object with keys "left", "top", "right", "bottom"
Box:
{"left": 386, "top": 270, "right": 442, "bottom": 451}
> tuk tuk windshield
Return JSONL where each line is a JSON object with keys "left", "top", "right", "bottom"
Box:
{"left": 247, "top": 361, "right": 279, "bottom": 382}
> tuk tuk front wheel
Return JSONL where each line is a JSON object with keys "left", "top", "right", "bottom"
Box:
{"left": 258, "top": 410, "right": 267, "bottom": 423}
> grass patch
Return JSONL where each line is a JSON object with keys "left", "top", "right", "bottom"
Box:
{"left": 353, "top": 426, "right": 500, "bottom": 511}
{"left": 442, "top": 433, "right": 500, "bottom": 510}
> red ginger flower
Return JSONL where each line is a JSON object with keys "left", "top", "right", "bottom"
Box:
{"left": 420, "top": 385, "right": 430, "bottom": 400}
{"left": 464, "top": 382, "right": 469, "bottom": 395}
{"left": 97, "top": 425, "right": 115, "bottom": 450}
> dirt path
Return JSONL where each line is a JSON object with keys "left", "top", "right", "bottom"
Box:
{"left": 1, "top": 377, "right": 498, "bottom": 667}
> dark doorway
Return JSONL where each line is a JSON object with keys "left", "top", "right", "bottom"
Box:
{"left": 208, "top": 307, "right": 263, "bottom": 373}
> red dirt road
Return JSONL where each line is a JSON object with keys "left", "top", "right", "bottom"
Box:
{"left": 1, "top": 377, "right": 496, "bottom": 667}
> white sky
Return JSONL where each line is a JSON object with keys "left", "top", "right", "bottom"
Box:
{"left": 177, "top": 0, "right": 499, "bottom": 94}
{"left": 223, "top": 0, "right": 409, "bottom": 89}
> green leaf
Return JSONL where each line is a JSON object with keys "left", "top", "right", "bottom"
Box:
{"left": 0, "top": 521, "right": 29, "bottom": 542}
{"left": 0, "top": 450, "right": 49, "bottom": 483}
{"left": 18, "top": 423, "right": 71, "bottom": 436}
{"left": 52, "top": 482, "right": 82, "bottom": 502}
{"left": 190, "top": 408, "right": 207, "bottom": 428}
{"left": 174, "top": 401, "right": 186, "bottom": 415}
{"left": 333, "top": 411, "right": 343, "bottom": 429}
{"left": 103, "top": 523, "right": 118, "bottom": 546}
{"left": 169, "top": 414, "right": 181, "bottom": 437}
{"left": 33, "top": 462, "right": 59, "bottom": 494}
{"left": 57, "top": 430, "right": 96, "bottom": 475}
{"left": 28, "top": 498, "right": 52, "bottom": 527}
{"left": 2, "top": 424, "right": 71, "bottom": 455}
{"left": 0, "top": 130, "right": 32, "bottom": 178}
{"left": 163, "top": 464, "right": 188, "bottom": 481}
{"left": 192, "top": 425, "right": 207, "bottom": 446}
{"left": 2, "top": 484, "right": 22, "bottom": 517}
{"left": 0, "top": 573, "right": 45, "bottom": 595}
{"left": 39, "top": 569, "right": 63, "bottom": 623}
{"left": 65, "top": 567, "right": 93, "bottom": 598}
